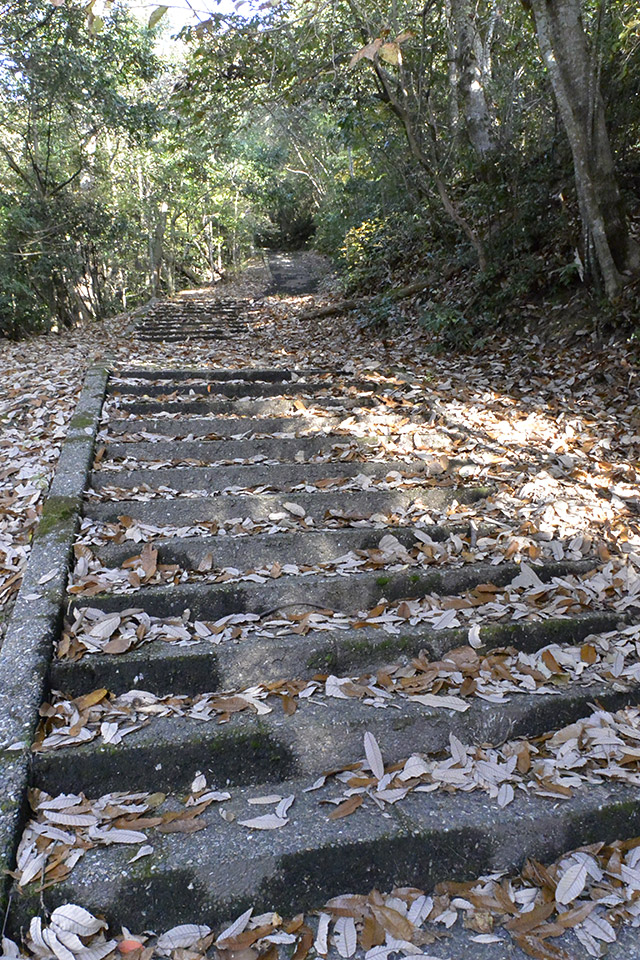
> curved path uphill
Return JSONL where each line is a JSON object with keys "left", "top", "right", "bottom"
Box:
{"left": 2, "top": 272, "right": 640, "bottom": 959}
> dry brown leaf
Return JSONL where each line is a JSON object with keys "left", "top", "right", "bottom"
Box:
{"left": 73, "top": 689, "right": 109, "bottom": 711}
{"left": 327, "top": 795, "right": 364, "bottom": 820}
{"left": 103, "top": 635, "right": 134, "bottom": 655}
{"left": 505, "top": 902, "right": 556, "bottom": 934}
{"left": 156, "top": 819, "right": 207, "bottom": 834}
{"left": 512, "top": 934, "right": 572, "bottom": 960}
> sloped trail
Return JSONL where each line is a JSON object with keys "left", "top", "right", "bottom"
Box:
{"left": 2, "top": 267, "right": 640, "bottom": 958}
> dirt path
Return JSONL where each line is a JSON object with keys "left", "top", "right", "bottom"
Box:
{"left": 266, "top": 250, "right": 333, "bottom": 295}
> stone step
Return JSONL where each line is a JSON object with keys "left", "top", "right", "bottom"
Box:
{"left": 139, "top": 304, "right": 242, "bottom": 310}
{"left": 135, "top": 319, "right": 241, "bottom": 325}
{"left": 139, "top": 317, "right": 245, "bottom": 324}
{"left": 99, "top": 435, "right": 375, "bottom": 465}
{"left": 134, "top": 320, "right": 235, "bottom": 325}
{"left": 138, "top": 316, "right": 244, "bottom": 324}
{"left": 105, "top": 415, "right": 345, "bottom": 438}
{"left": 135, "top": 328, "right": 240, "bottom": 334}
{"left": 139, "top": 320, "right": 245, "bottom": 329}
{"left": 137, "top": 310, "right": 244, "bottom": 316}
{"left": 137, "top": 318, "right": 246, "bottom": 324}
{"left": 136, "top": 319, "right": 246, "bottom": 326}
{"left": 82, "top": 485, "right": 489, "bottom": 523}
{"left": 68, "top": 559, "right": 595, "bottom": 621}
{"left": 146, "top": 301, "right": 246, "bottom": 307}
{"left": 141, "top": 307, "right": 245, "bottom": 316}
{"left": 9, "top": 348, "right": 639, "bottom": 950}
{"left": 139, "top": 306, "right": 246, "bottom": 314}
{"left": 137, "top": 322, "right": 246, "bottom": 329}
{"left": 14, "top": 771, "right": 640, "bottom": 932}
{"left": 424, "top": 924, "right": 640, "bottom": 959}
{"left": 32, "top": 684, "right": 638, "bottom": 799}
{"left": 136, "top": 325, "right": 245, "bottom": 331}
{"left": 136, "top": 333, "right": 233, "bottom": 342}
{"left": 156, "top": 300, "right": 248, "bottom": 308}
{"left": 90, "top": 524, "right": 460, "bottom": 569}
{"left": 89, "top": 461, "right": 491, "bottom": 494}
{"left": 114, "top": 369, "right": 310, "bottom": 382}
{"left": 138, "top": 317, "right": 246, "bottom": 325}
{"left": 51, "top": 610, "right": 621, "bottom": 697}
{"left": 109, "top": 380, "right": 376, "bottom": 399}
{"left": 113, "top": 396, "right": 378, "bottom": 416}
{"left": 138, "top": 317, "right": 245, "bottom": 322}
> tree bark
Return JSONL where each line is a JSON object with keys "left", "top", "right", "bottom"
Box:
{"left": 150, "top": 202, "right": 168, "bottom": 297}
{"left": 529, "top": 0, "right": 639, "bottom": 297}
{"left": 444, "top": 0, "right": 460, "bottom": 132}
{"left": 449, "top": 0, "right": 497, "bottom": 157}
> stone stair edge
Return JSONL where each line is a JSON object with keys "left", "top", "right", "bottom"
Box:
{"left": 65, "top": 557, "right": 598, "bottom": 621}
{"left": 50, "top": 609, "right": 624, "bottom": 699}
{"left": 11, "top": 778, "right": 640, "bottom": 933}
{"left": 31, "top": 681, "right": 640, "bottom": 798}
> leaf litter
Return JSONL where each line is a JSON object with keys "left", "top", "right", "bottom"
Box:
{"left": 12, "top": 772, "right": 232, "bottom": 891}
{"left": 10, "top": 831, "right": 640, "bottom": 959}
{"left": 37, "top": 624, "right": 640, "bottom": 751}
{"left": 66, "top": 527, "right": 612, "bottom": 598}
{"left": 58, "top": 554, "right": 640, "bottom": 660}
{"left": 4, "top": 266, "right": 640, "bottom": 957}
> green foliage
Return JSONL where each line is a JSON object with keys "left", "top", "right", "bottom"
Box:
{"left": 1, "top": 0, "right": 639, "bottom": 337}
{"left": 338, "top": 204, "right": 434, "bottom": 294}
{"left": 351, "top": 294, "right": 402, "bottom": 330}
{"left": 0, "top": 0, "right": 163, "bottom": 334}
{"left": 417, "top": 304, "right": 478, "bottom": 353}
{"left": 341, "top": 218, "right": 390, "bottom": 287}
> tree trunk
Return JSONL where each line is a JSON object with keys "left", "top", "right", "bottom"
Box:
{"left": 167, "top": 212, "right": 179, "bottom": 295}
{"left": 449, "top": 0, "right": 497, "bottom": 157}
{"left": 529, "top": 0, "right": 639, "bottom": 297}
{"left": 374, "top": 63, "right": 488, "bottom": 270}
{"left": 444, "top": 0, "right": 460, "bottom": 132}
{"left": 150, "top": 202, "right": 168, "bottom": 296}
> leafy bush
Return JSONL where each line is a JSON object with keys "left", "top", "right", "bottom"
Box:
{"left": 339, "top": 208, "right": 434, "bottom": 293}
{"left": 0, "top": 279, "right": 48, "bottom": 339}
{"left": 341, "top": 218, "right": 390, "bottom": 287}
{"left": 350, "top": 294, "right": 402, "bottom": 330}
{"left": 417, "top": 304, "right": 479, "bottom": 353}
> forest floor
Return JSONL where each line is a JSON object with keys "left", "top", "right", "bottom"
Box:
{"left": 2, "top": 252, "right": 640, "bottom": 958}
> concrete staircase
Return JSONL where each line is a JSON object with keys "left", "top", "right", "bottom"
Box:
{"left": 9, "top": 339, "right": 640, "bottom": 949}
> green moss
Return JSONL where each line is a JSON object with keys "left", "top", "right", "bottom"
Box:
{"left": 96, "top": 743, "right": 121, "bottom": 757}
{"left": 306, "top": 650, "right": 338, "bottom": 671}
{"left": 36, "top": 496, "right": 79, "bottom": 539}
{"left": 568, "top": 798, "right": 640, "bottom": 850}
{"left": 70, "top": 411, "right": 96, "bottom": 430}
{"left": 391, "top": 715, "right": 418, "bottom": 731}
{"left": 376, "top": 575, "right": 390, "bottom": 587}
{"left": 342, "top": 635, "right": 418, "bottom": 658}
{"left": 307, "top": 633, "right": 445, "bottom": 673}
{"left": 129, "top": 855, "right": 159, "bottom": 880}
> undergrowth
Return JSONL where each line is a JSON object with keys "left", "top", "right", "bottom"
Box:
{"left": 329, "top": 152, "right": 640, "bottom": 351}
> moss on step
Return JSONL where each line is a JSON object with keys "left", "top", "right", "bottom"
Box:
{"left": 36, "top": 496, "right": 79, "bottom": 540}
{"left": 32, "top": 728, "right": 297, "bottom": 796}
{"left": 69, "top": 411, "right": 97, "bottom": 431}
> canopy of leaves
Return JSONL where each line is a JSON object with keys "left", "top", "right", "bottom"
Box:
{"left": 0, "top": 0, "right": 638, "bottom": 335}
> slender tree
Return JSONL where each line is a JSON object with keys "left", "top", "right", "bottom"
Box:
{"left": 528, "top": 0, "right": 639, "bottom": 296}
